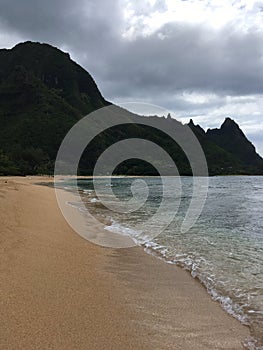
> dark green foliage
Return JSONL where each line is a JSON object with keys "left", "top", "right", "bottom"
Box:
{"left": 114, "top": 159, "right": 159, "bottom": 176}
{"left": 0, "top": 150, "right": 19, "bottom": 175}
{"left": 0, "top": 41, "right": 109, "bottom": 175}
{"left": 0, "top": 41, "right": 263, "bottom": 176}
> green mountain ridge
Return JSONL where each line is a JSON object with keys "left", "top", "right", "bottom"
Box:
{"left": 0, "top": 41, "right": 262, "bottom": 176}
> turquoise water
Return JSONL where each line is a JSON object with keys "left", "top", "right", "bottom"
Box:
{"left": 61, "top": 176, "right": 263, "bottom": 349}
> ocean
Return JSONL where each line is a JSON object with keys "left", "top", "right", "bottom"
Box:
{"left": 58, "top": 176, "right": 263, "bottom": 350}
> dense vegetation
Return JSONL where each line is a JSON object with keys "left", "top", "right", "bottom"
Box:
{"left": 0, "top": 41, "right": 262, "bottom": 176}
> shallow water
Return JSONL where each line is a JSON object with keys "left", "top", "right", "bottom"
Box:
{"left": 59, "top": 176, "right": 263, "bottom": 349}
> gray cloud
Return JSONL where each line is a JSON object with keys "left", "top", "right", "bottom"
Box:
{"left": 0, "top": 0, "right": 122, "bottom": 45}
{"left": 100, "top": 22, "right": 263, "bottom": 98}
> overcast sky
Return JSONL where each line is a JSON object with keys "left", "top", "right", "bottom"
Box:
{"left": 0, "top": 0, "right": 263, "bottom": 154}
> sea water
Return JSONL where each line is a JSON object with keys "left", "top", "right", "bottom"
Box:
{"left": 59, "top": 176, "right": 263, "bottom": 349}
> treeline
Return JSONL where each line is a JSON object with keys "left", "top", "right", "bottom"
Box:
{"left": 0, "top": 148, "right": 53, "bottom": 175}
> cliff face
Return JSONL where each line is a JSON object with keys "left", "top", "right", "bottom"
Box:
{"left": 0, "top": 41, "right": 262, "bottom": 176}
{"left": 188, "top": 118, "right": 263, "bottom": 175}
{"left": 0, "top": 41, "right": 108, "bottom": 113}
{"left": 0, "top": 41, "right": 109, "bottom": 174}
{"left": 207, "top": 118, "right": 262, "bottom": 167}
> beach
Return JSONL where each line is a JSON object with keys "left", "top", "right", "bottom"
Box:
{"left": 0, "top": 177, "right": 250, "bottom": 349}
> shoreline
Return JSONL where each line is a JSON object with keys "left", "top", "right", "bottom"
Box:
{"left": 1, "top": 176, "right": 250, "bottom": 349}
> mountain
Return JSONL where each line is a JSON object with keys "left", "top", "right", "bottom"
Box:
{"left": 188, "top": 118, "right": 263, "bottom": 175}
{"left": 0, "top": 41, "right": 109, "bottom": 174}
{"left": 207, "top": 118, "right": 263, "bottom": 170}
{"left": 0, "top": 41, "right": 262, "bottom": 176}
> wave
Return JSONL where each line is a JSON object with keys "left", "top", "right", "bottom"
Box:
{"left": 102, "top": 219, "right": 262, "bottom": 350}
{"left": 65, "top": 191, "right": 262, "bottom": 350}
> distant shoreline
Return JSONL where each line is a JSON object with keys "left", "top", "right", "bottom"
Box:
{"left": 2, "top": 173, "right": 263, "bottom": 178}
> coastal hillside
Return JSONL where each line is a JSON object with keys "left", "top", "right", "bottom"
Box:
{"left": 207, "top": 118, "right": 263, "bottom": 169}
{"left": 0, "top": 41, "right": 109, "bottom": 174}
{"left": 0, "top": 41, "right": 262, "bottom": 176}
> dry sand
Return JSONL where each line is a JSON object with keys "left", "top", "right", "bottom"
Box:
{"left": 0, "top": 176, "right": 250, "bottom": 349}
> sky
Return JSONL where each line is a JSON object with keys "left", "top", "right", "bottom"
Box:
{"left": 0, "top": 0, "right": 263, "bottom": 155}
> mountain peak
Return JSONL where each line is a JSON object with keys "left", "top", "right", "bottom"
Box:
{"left": 207, "top": 116, "right": 261, "bottom": 167}
{"left": 9, "top": 41, "right": 71, "bottom": 60}
{"left": 12, "top": 41, "right": 69, "bottom": 55}
{"left": 221, "top": 117, "right": 240, "bottom": 130}
{"left": 188, "top": 118, "right": 206, "bottom": 136}
{"left": 0, "top": 41, "right": 108, "bottom": 114}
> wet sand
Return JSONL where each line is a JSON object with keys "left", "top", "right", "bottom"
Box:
{"left": 0, "top": 177, "right": 250, "bottom": 349}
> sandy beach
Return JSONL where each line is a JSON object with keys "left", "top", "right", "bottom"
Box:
{"left": 0, "top": 176, "right": 250, "bottom": 349}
